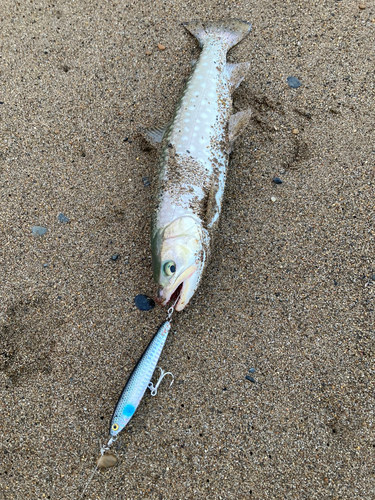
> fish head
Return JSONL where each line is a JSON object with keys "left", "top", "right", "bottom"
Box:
{"left": 152, "top": 216, "right": 209, "bottom": 311}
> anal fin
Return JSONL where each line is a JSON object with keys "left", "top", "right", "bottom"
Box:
{"left": 228, "top": 109, "right": 252, "bottom": 150}
{"left": 225, "top": 62, "right": 250, "bottom": 92}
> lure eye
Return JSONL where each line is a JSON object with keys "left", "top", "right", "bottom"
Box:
{"left": 111, "top": 423, "right": 119, "bottom": 432}
{"left": 163, "top": 261, "right": 176, "bottom": 277}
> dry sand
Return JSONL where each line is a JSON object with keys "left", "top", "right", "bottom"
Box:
{"left": 1, "top": 1, "right": 374, "bottom": 499}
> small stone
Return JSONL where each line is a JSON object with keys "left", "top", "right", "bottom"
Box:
{"left": 111, "top": 254, "right": 119, "bottom": 261}
{"left": 145, "top": 50, "right": 152, "bottom": 55}
{"left": 134, "top": 294, "right": 155, "bottom": 311}
{"left": 32, "top": 226, "right": 47, "bottom": 236}
{"left": 246, "top": 376, "right": 256, "bottom": 383}
{"left": 97, "top": 453, "right": 118, "bottom": 469}
{"left": 287, "top": 76, "right": 302, "bottom": 88}
{"left": 273, "top": 177, "right": 283, "bottom": 184}
{"left": 271, "top": 196, "right": 277, "bottom": 203}
{"left": 58, "top": 213, "right": 70, "bottom": 223}
{"left": 292, "top": 128, "right": 299, "bottom": 135}
{"left": 249, "top": 368, "right": 256, "bottom": 373}
{"left": 280, "top": 169, "right": 285, "bottom": 174}
{"left": 157, "top": 43, "right": 166, "bottom": 51}
{"left": 142, "top": 176, "right": 151, "bottom": 187}
{"left": 43, "top": 263, "right": 48, "bottom": 268}
{"left": 358, "top": 2, "right": 366, "bottom": 9}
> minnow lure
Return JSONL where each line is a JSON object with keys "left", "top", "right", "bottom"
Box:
{"left": 79, "top": 317, "right": 175, "bottom": 497}
{"left": 149, "top": 19, "right": 253, "bottom": 311}
{"left": 109, "top": 320, "right": 174, "bottom": 437}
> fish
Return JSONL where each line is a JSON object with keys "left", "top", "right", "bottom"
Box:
{"left": 148, "top": 19, "right": 253, "bottom": 311}
{"left": 109, "top": 321, "right": 171, "bottom": 437}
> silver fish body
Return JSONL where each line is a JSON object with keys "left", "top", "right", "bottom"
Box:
{"left": 109, "top": 321, "right": 171, "bottom": 437}
{"left": 150, "top": 20, "right": 252, "bottom": 311}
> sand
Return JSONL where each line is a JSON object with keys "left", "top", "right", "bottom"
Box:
{"left": 0, "top": 1, "right": 374, "bottom": 499}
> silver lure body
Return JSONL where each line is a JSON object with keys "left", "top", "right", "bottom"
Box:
{"left": 151, "top": 20, "right": 252, "bottom": 311}
{"left": 109, "top": 321, "right": 171, "bottom": 436}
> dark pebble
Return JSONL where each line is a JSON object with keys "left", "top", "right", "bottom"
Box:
{"left": 32, "top": 226, "right": 47, "bottom": 236}
{"left": 246, "top": 375, "right": 256, "bottom": 383}
{"left": 249, "top": 368, "right": 256, "bottom": 373}
{"left": 142, "top": 176, "right": 151, "bottom": 187}
{"left": 58, "top": 213, "right": 70, "bottom": 223}
{"left": 273, "top": 177, "right": 283, "bottom": 184}
{"left": 43, "top": 263, "right": 48, "bottom": 268}
{"left": 123, "top": 137, "right": 128, "bottom": 142}
{"left": 134, "top": 294, "right": 155, "bottom": 311}
{"left": 111, "top": 254, "right": 119, "bottom": 261}
{"left": 0, "top": 101, "right": 4, "bottom": 105}
{"left": 287, "top": 76, "right": 302, "bottom": 88}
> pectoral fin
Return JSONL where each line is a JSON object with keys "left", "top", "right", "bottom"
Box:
{"left": 228, "top": 109, "right": 252, "bottom": 149}
{"left": 143, "top": 125, "right": 169, "bottom": 146}
{"left": 225, "top": 62, "right": 250, "bottom": 92}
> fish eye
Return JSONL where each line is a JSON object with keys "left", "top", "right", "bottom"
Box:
{"left": 163, "top": 261, "right": 176, "bottom": 277}
{"left": 111, "top": 423, "right": 119, "bottom": 431}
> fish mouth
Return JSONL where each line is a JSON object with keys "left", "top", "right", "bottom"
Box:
{"left": 157, "top": 265, "right": 197, "bottom": 310}
{"left": 169, "top": 282, "right": 184, "bottom": 306}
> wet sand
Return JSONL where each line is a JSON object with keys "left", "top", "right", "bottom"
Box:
{"left": 1, "top": 1, "right": 374, "bottom": 499}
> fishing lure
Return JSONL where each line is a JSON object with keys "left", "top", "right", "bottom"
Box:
{"left": 79, "top": 309, "right": 176, "bottom": 498}
{"left": 100, "top": 303, "right": 176, "bottom": 454}
{"left": 109, "top": 320, "right": 174, "bottom": 437}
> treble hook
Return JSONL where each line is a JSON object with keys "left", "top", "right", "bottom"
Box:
{"left": 148, "top": 366, "right": 174, "bottom": 396}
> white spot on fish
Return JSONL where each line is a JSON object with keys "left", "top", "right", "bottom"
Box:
{"left": 181, "top": 136, "right": 188, "bottom": 141}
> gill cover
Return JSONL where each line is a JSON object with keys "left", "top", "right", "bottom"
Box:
{"left": 151, "top": 216, "right": 209, "bottom": 311}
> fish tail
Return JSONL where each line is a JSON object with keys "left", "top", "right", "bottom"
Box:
{"left": 182, "top": 19, "right": 252, "bottom": 49}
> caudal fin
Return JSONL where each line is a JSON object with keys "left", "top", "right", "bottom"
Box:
{"left": 182, "top": 19, "right": 251, "bottom": 49}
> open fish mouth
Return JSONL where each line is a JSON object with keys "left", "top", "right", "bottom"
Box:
{"left": 169, "top": 282, "right": 184, "bottom": 306}
{"left": 156, "top": 265, "right": 197, "bottom": 310}
{"left": 156, "top": 282, "right": 183, "bottom": 308}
